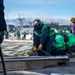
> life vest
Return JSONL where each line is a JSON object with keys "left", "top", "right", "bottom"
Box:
{"left": 52, "top": 33, "right": 66, "bottom": 50}
{"left": 23, "top": 32, "right": 26, "bottom": 35}
{"left": 17, "top": 31, "right": 20, "bottom": 36}
{"left": 49, "top": 28, "right": 55, "bottom": 36}
{"left": 34, "top": 24, "right": 55, "bottom": 37}
{"left": 66, "top": 33, "right": 75, "bottom": 47}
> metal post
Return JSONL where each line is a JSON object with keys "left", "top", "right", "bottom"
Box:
{"left": 40, "top": 49, "right": 51, "bottom": 56}
{"left": 0, "top": 46, "right": 6, "bottom": 75}
{"left": 29, "top": 49, "right": 51, "bottom": 56}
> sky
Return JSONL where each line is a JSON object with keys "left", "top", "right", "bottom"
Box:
{"left": 4, "top": 0, "right": 75, "bottom": 25}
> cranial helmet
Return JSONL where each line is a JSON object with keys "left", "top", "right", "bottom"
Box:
{"left": 33, "top": 19, "right": 42, "bottom": 26}
{"left": 70, "top": 17, "right": 75, "bottom": 22}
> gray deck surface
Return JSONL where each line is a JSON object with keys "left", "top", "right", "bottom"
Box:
{"left": 0, "top": 40, "right": 75, "bottom": 75}
{"left": 0, "top": 60, "right": 75, "bottom": 75}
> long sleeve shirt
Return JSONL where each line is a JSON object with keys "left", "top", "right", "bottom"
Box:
{"left": 0, "top": 0, "right": 7, "bottom": 31}
{"left": 73, "top": 22, "right": 75, "bottom": 35}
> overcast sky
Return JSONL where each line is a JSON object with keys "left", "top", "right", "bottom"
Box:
{"left": 4, "top": 0, "right": 75, "bottom": 25}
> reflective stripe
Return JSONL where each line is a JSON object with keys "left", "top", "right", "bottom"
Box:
{"left": 34, "top": 31, "right": 41, "bottom": 37}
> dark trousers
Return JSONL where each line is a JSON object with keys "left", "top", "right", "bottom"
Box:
{"left": 67, "top": 45, "right": 75, "bottom": 53}
{"left": 51, "top": 49, "right": 66, "bottom": 56}
{"left": 0, "top": 32, "right": 4, "bottom": 44}
{"left": 0, "top": 37, "right": 6, "bottom": 75}
{"left": 45, "top": 35, "right": 55, "bottom": 55}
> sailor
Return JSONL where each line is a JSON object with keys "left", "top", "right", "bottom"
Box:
{"left": 70, "top": 17, "right": 75, "bottom": 35}
{"left": 63, "top": 30, "right": 75, "bottom": 53}
{"left": 33, "top": 19, "right": 56, "bottom": 56}
{"left": 22, "top": 31, "right": 26, "bottom": 39}
{"left": 16, "top": 30, "right": 20, "bottom": 40}
{"left": 0, "top": 0, "right": 7, "bottom": 44}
